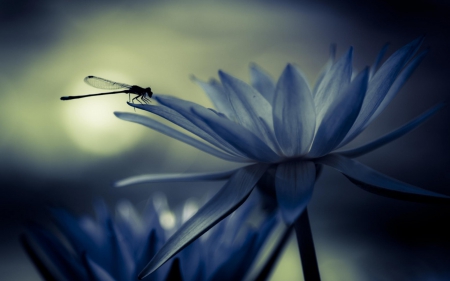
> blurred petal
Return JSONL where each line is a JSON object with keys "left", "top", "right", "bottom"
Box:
{"left": 21, "top": 232, "right": 82, "bottom": 281}
{"left": 178, "top": 239, "right": 205, "bottom": 281}
{"left": 338, "top": 102, "right": 446, "bottom": 158}
{"left": 50, "top": 209, "right": 103, "bottom": 258}
{"left": 308, "top": 68, "right": 368, "bottom": 157}
{"left": 314, "top": 47, "right": 353, "bottom": 120}
{"left": 104, "top": 220, "right": 135, "bottom": 280}
{"left": 368, "top": 49, "right": 429, "bottom": 124}
{"left": 343, "top": 36, "right": 424, "bottom": 143}
{"left": 219, "top": 70, "right": 274, "bottom": 144}
{"left": 21, "top": 235, "right": 56, "bottom": 281}
{"left": 191, "top": 76, "right": 236, "bottom": 120}
{"left": 138, "top": 164, "right": 269, "bottom": 279}
{"left": 275, "top": 161, "right": 316, "bottom": 224}
{"left": 114, "top": 112, "right": 248, "bottom": 162}
{"left": 273, "top": 64, "right": 315, "bottom": 156}
{"left": 208, "top": 232, "right": 258, "bottom": 280}
{"left": 115, "top": 169, "right": 237, "bottom": 188}
{"left": 316, "top": 154, "right": 450, "bottom": 203}
{"left": 249, "top": 63, "right": 276, "bottom": 103}
{"left": 369, "top": 43, "right": 389, "bottom": 79}
{"left": 192, "top": 105, "right": 281, "bottom": 162}
{"left": 82, "top": 253, "right": 116, "bottom": 281}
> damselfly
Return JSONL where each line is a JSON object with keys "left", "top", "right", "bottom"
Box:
{"left": 61, "top": 76, "right": 153, "bottom": 104}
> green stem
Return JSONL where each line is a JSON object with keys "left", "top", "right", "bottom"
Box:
{"left": 294, "top": 208, "right": 321, "bottom": 281}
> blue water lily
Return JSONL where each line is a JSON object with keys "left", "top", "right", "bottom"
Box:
{"left": 114, "top": 37, "right": 449, "bottom": 279}
{"left": 22, "top": 194, "right": 278, "bottom": 281}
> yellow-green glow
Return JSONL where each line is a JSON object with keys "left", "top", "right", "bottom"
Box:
{"left": 269, "top": 238, "right": 362, "bottom": 281}
{"left": 62, "top": 72, "right": 145, "bottom": 155}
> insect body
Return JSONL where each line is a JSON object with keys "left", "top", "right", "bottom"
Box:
{"left": 60, "top": 76, "right": 153, "bottom": 104}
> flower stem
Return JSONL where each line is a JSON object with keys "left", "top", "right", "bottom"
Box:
{"left": 294, "top": 208, "right": 321, "bottom": 281}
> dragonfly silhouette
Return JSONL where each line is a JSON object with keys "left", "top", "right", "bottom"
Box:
{"left": 61, "top": 76, "right": 153, "bottom": 104}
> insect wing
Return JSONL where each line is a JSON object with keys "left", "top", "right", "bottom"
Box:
{"left": 84, "top": 76, "right": 132, "bottom": 90}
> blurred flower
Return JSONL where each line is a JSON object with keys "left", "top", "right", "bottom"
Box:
{"left": 22, "top": 193, "right": 278, "bottom": 281}
{"left": 115, "top": 37, "right": 449, "bottom": 278}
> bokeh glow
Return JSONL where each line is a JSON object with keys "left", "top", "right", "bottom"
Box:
{"left": 62, "top": 72, "right": 145, "bottom": 155}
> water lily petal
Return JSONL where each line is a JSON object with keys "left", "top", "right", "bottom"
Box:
{"left": 368, "top": 49, "right": 429, "bottom": 124}
{"left": 249, "top": 63, "right": 276, "bottom": 103}
{"left": 191, "top": 76, "right": 236, "bottom": 120}
{"left": 273, "top": 64, "right": 316, "bottom": 157}
{"left": 308, "top": 68, "right": 369, "bottom": 157}
{"left": 115, "top": 169, "right": 237, "bottom": 188}
{"left": 20, "top": 234, "right": 61, "bottom": 281}
{"left": 313, "top": 44, "right": 336, "bottom": 96}
{"left": 138, "top": 164, "right": 269, "bottom": 280}
{"left": 23, "top": 228, "right": 86, "bottom": 281}
{"left": 314, "top": 47, "right": 353, "bottom": 120}
{"left": 369, "top": 43, "right": 389, "bottom": 79}
{"left": 82, "top": 253, "right": 116, "bottom": 281}
{"left": 343, "top": 36, "right": 424, "bottom": 144}
{"left": 50, "top": 209, "right": 103, "bottom": 257}
{"left": 208, "top": 231, "right": 258, "bottom": 281}
{"left": 191, "top": 105, "right": 281, "bottom": 163}
{"left": 258, "top": 117, "right": 282, "bottom": 155}
{"left": 104, "top": 220, "right": 135, "bottom": 280}
{"left": 338, "top": 102, "right": 446, "bottom": 158}
{"left": 128, "top": 103, "right": 241, "bottom": 156}
{"left": 154, "top": 95, "right": 249, "bottom": 157}
{"left": 219, "top": 70, "right": 274, "bottom": 143}
{"left": 316, "top": 154, "right": 450, "bottom": 203}
{"left": 275, "top": 161, "right": 316, "bottom": 224}
{"left": 114, "top": 112, "right": 248, "bottom": 162}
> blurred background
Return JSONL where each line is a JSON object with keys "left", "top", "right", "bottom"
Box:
{"left": 1, "top": 0, "right": 450, "bottom": 280}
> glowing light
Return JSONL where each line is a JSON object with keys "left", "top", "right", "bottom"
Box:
{"left": 159, "top": 211, "right": 176, "bottom": 230}
{"left": 182, "top": 199, "right": 199, "bottom": 223}
{"left": 61, "top": 72, "right": 146, "bottom": 155}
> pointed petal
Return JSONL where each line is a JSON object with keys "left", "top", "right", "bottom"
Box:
{"left": 191, "top": 76, "right": 236, "bottom": 120}
{"left": 50, "top": 209, "right": 101, "bottom": 256}
{"left": 308, "top": 68, "right": 369, "bottom": 157}
{"left": 316, "top": 154, "right": 450, "bottom": 203}
{"left": 219, "top": 70, "right": 274, "bottom": 143}
{"left": 138, "top": 164, "right": 269, "bottom": 279}
{"left": 249, "top": 63, "right": 276, "bottom": 103}
{"left": 343, "top": 37, "right": 424, "bottom": 143}
{"left": 191, "top": 105, "right": 281, "bottom": 163}
{"left": 177, "top": 239, "right": 205, "bottom": 281}
{"left": 25, "top": 225, "right": 86, "bottom": 281}
{"left": 273, "top": 64, "right": 316, "bottom": 156}
{"left": 368, "top": 49, "right": 429, "bottom": 124}
{"left": 154, "top": 95, "right": 249, "bottom": 157}
{"left": 114, "top": 169, "right": 237, "bottom": 187}
{"left": 127, "top": 103, "right": 241, "bottom": 156}
{"left": 258, "top": 117, "right": 282, "bottom": 155}
{"left": 82, "top": 253, "right": 116, "bottom": 281}
{"left": 20, "top": 234, "right": 59, "bottom": 281}
{"left": 114, "top": 112, "right": 248, "bottom": 162}
{"left": 369, "top": 43, "right": 389, "bottom": 79}
{"left": 314, "top": 47, "right": 353, "bottom": 120}
{"left": 313, "top": 44, "right": 336, "bottom": 96}
{"left": 338, "top": 103, "right": 446, "bottom": 158}
{"left": 104, "top": 220, "right": 135, "bottom": 280}
{"left": 275, "top": 161, "right": 316, "bottom": 224}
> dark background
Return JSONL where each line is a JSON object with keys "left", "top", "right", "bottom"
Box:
{"left": 1, "top": 0, "right": 449, "bottom": 280}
